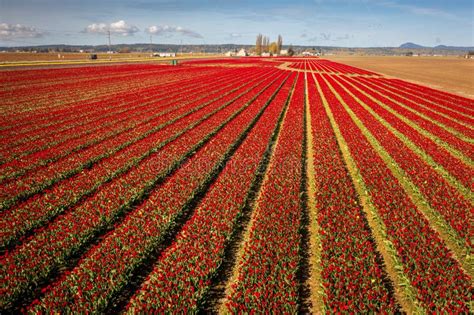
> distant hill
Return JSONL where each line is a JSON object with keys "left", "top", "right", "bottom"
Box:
{"left": 400, "top": 42, "right": 425, "bottom": 49}
{"left": 400, "top": 42, "right": 473, "bottom": 51}
{"left": 434, "top": 45, "right": 474, "bottom": 51}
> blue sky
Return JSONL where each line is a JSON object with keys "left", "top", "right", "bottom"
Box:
{"left": 0, "top": 0, "right": 472, "bottom": 47}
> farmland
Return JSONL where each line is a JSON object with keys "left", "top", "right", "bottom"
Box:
{"left": 0, "top": 53, "right": 219, "bottom": 70}
{"left": 326, "top": 55, "right": 474, "bottom": 98}
{"left": 0, "top": 57, "right": 472, "bottom": 313}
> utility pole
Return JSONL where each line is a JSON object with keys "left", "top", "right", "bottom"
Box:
{"left": 107, "top": 30, "right": 111, "bottom": 51}
{"left": 150, "top": 35, "right": 153, "bottom": 52}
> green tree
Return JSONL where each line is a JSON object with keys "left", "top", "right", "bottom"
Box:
{"left": 277, "top": 35, "right": 283, "bottom": 53}
{"left": 269, "top": 42, "right": 278, "bottom": 54}
{"left": 287, "top": 45, "right": 295, "bottom": 56}
{"left": 256, "top": 34, "right": 263, "bottom": 55}
{"left": 262, "top": 36, "right": 269, "bottom": 53}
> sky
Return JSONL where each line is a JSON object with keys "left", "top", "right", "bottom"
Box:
{"left": 0, "top": 0, "right": 472, "bottom": 47}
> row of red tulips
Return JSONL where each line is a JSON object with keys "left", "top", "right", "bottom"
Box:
{"left": 0, "top": 67, "right": 250, "bottom": 186}
{"left": 0, "top": 68, "right": 205, "bottom": 167}
{"left": 338, "top": 75, "right": 473, "bottom": 191}
{"left": 357, "top": 77, "right": 473, "bottom": 138}
{"left": 123, "top": 73, "right": 294, "bottom": 313}
{"left": 348, "top": 75, "right": 473, "bottom": 160}
{"left": 0, "top": 64, "right": 169, "bottom": 89}
{"left": 306, "top": 70, "right": 397, "bottom": 312}
{"left": 28, "top": 71, "right": 290, "bottom": 314}
{"left": 330, "top": 74, "right": 472, "bottom": 244}
{"left": 1, "top": 70, "right": 186, "bottom": 137}
{"left": 1, "top": 68, "right": 273, "bottom": 249}
{"left": 307, "top": 60, "right": 379, "bottom": 76}
{"left": 288, "top": 62, "right": 306, "bottom": 71}
{"left": 0, "top": 64, "right": 167, "bottom": 107}
{"left": 0, "top": 66, "right": 214, "bottom": 146}
{"left": 1, "top": 59, "right": 471, "bottom": 313}
{"left": 311, "top": 61, "right": 334, "bottom": 74}
{"left": 225, "top": 74, "right": 305, "bottom": 312}
{"left": 0, "top": 69, "right": 240, "bottom": 180}
{"left": 286, "top": 59, "right": 378, "bottom": 76}
{"left": 0, "top": 68, "right": 220, "bottom": 148}
{"left": 386, "top": 77, "right": 474, "bottom": 110}
{"left": 0, "top": 69, "right": 282, "bottom": 309}
{"left": 317, "top": 73, "right": 472, "bottom": 312}
{"left": 181, "top": 58, "right": 277, "bottom": 66}
{"left": 366, "top": 77, "right": 474, "bottom": 124}
{"left": 0, "top": 65, "right": 191, "bottom": 118}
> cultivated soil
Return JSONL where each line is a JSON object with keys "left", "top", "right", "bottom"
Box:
{"left": 0, "top": 52, "right": 221, "bottom": 69}
{"left": 0, "top": 52, "right": 219, "bottom": 62}
{"left": 326, "top": 55, "right": 474, "bottom": 98}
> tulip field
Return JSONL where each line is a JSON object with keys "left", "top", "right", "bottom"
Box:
{"left": 1, "top": 58, "right": 472, "bottom": 313}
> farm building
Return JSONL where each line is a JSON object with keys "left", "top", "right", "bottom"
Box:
{"left": 153, "top": 52, "right": 176, "bottom": 57}
{"left": 236, "top": 49, "right": 248, "bottom": 57}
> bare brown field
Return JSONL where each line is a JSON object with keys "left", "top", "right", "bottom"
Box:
{"left": 0, "top": 52, "right": 155, "bottom": 62}
{"left": 0, "top": 52, "right": 217, "bottom": 62}
{"left": 326, "top": 55, "right": 474, "bottom": 98}
{"left": 0, "top": 53, "right": 221, "bottom": 70}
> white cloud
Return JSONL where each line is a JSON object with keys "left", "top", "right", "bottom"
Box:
{"left": 0, "top": 23, "right": 45, "bottom": 40}
{"left": 230, "top": 33, "right": 242, "bottom": 38}
{"left": 146, "top": 25, "right": 203, "bottom": 38}
{"left": 84, "top": 23, "right": 108, "bottom": 34}
{"left": 84, "top": 20, "right": 139, "bottom": 36}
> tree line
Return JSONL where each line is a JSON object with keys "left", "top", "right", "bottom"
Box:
{"left": 255, "top": 34, "right": 284, "bottom": 55}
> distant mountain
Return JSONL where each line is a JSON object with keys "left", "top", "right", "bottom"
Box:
{"left": 400, "top": 42, "right": 473, "bottom": 51}
{"left": 399, "top": 42, "right": 425, "bottom": 49}
{"left": 434, "top": 45, "right": 474, "bottom": 51}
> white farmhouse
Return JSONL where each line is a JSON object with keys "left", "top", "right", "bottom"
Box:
{"left": 153, "top": 52, "right": 176, "bottom": 57}
{"left": 236, "top": 49, "right": 248, "bottom": 57}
